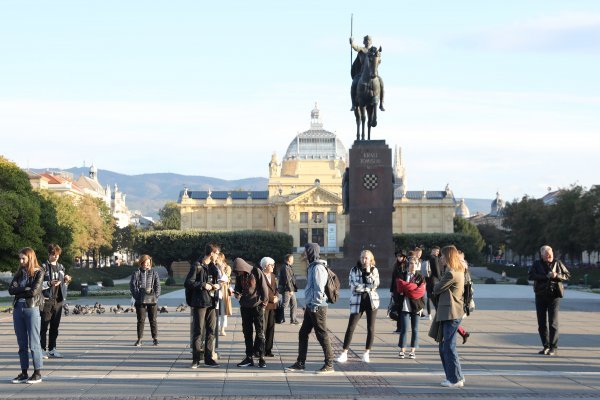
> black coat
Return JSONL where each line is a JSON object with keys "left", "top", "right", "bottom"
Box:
{"left": 529, "top": 259, "right": 570, "bottom": 298}
{"left": 184, "top": 262, "right": 220, "bottom": 308}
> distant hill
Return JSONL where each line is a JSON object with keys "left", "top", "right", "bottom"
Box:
{"left": 34, "top": 167, "right": 268, "bottom": 218}
{"left": 33, "top": 167, "right": 492, "bottom": 220}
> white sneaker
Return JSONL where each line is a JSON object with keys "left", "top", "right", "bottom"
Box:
{"left": 441, "top": 379, "right": 464, "bottom": 388}
{"left": 49, "top": 349, "right": 63, "bottom": 358}
{"left": 361, "top": 352, "right": 370, "bottom": 363}
{"left": 336, "top": 352, "right": 348, "bottom": 363}
{"left": 42, "top": 351, "right": 49, "bottom": 360}
{"left": 408, "top": 352, "right": 416, "bottom": 359}
{"left": 399, "top": 351, "right": 405, "bottom": 359}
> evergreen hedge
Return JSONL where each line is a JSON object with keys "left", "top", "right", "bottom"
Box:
{"left": 133, "top": 230, "right": 294, "bottom": 275}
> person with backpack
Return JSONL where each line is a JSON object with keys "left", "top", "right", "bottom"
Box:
{"left": 184, "top": 243, "right": 221, "bottom": 368}
{"left": 336, "top": 250, "right": 380, "bottom": 364}
{"left": 233, "top": 257, "right": 269, "bottom": 368}
{"left": 285, "top": 243, "right": 335, "bottom": 374}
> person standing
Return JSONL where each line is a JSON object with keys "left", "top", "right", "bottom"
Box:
{"left": 434, "top": 245, "right": 465, "bottom": 388}
{"left": 278, "top": 254, "right": 299, "bottom": 324}
{"left": 130, "top": 254, "right": 161, "bottom": 347}
{"left": 425, "top": 246, "right": 441, "bottom": 319}
{"left": 9, "top": 248, "right": 45, "bottom": 384}
{"left": 233, "top": 257, "right": 269, "bottom": 368}
{"left": 260, "top": 257, "right": 279, "bottom": 358}
{"left": 390, "top": 251, "right": 407, "bottom": 333}
{"left": 395, "top": 256, "right": 426, "bottom": 359}
{"left": 286, "top": 243, "right": 334, "bottom": 374}
{"left": 184, "top": 243, "right": 221, "bottom": 368}
{"left": 40, "top": 243, "right": 71, "bottom": 359}
{"left": 215, "top": 252, "right": 232, "bottom": 336}
{"left": 529, "top": 245, "right": 570, "bottom": 356}
{"left": 336, "top": 250, "right": 380, "bottom": 364}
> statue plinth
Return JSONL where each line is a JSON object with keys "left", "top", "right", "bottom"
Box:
{"left": 344, "top": 140, "right": 395, "bottom": 281}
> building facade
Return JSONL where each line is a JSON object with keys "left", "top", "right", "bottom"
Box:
{"left": 178, "top": 105, "right": 456, "bottom": 259}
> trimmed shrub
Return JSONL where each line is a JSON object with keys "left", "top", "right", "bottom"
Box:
{"left": 87, "top": 281, "right": 97, "bottom": 286}
{"left": 101, "top": 278, "right": 114, "bottom": 287}
{"left": 70, "top": 279, "right": 82, "bottom": 291}
{"left": 516, "top": 277, "right": 529, "bottom": 285}
{"left": 590, "top": 281, "right": 600, "bottom": 290}
{"left": 165, "top": 276, "right": 177, "bottom": 286}
{"left": 485, "top": 277, "right": 497, "bottom": 284}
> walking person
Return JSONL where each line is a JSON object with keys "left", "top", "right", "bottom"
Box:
{"left": 336, "top": 250, "right": 380, "bottom": 363}
{"left": 433, "top": 245, "right": 466, "bottom": 388}
{"left": 40, "top": 243, "right": 71, "bottom": 359}
{"left": 9, "top": 248, "right": 45, "bottom": 384}
{"left": 260, "top": 257, "right": 279, "bottom": 357}
{"left": 395, "top": 256, "right": 426, "bottom": 359}
{"left": 278, "top": 254, "right": 299, "bottom": 324}
{"left": 215, "top": 252, "right": 232, "bottom": 336}
{"left": 184, "top": 243, "right": 221, "bottom": 368}
{"left": 233, "top": 257, "right": 269, "bottom": 368}
{"left": 130, "top": 254, "right": 161, "bottom": 347}
{"left": 286, "top": 243, "right": 335, "bottom": 374}
{"left": 529, "top": 245, "right": 570, "bottom": 356}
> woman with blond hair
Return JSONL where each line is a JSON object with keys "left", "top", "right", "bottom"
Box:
{"left": 216, "top": 252, "right": 232, "bottom": 336}
{"left": 336, "top": 249, "right": 380, "bottom": 364}
{"left": 9, "top": 248, "right": 45, "bottom": 384}
{"left": 433, "top": 245, "right": 465, "bottom": 388}
{"left": 129, "top": 254, "right": 161, "bottom": 346}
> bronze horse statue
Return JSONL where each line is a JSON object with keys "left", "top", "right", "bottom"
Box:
{"left": 353, "top": 46, "right": 382, "bottom": 141}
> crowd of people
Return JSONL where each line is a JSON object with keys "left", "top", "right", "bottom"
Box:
{"left": 8, "top": 242, "right": 570, "bottom": 388}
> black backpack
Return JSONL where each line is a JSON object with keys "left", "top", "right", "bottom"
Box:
{"left": 324, "top": 266, "right": 340, "bottom": 304}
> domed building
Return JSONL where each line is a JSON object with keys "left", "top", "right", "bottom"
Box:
{"left": 179, "top": 104, "right": 455, "bottom": 260}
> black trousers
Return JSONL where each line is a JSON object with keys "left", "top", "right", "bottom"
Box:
{"left": 297, "top": 307, "right": 333, "bottom": 365}
{"left": 240, "top": 305, "right": 265, "bottom": 357}
{"left": 191, "top": 306, "right": 216, "bottom": 362}
{"left": 342, "top": 307, "right": 378, "bottom": 350}
{"left": 135, "top": 304, "right": 158, "bottom": 340}
{"left": 535, "top": 295, "right": 560, "bottom": 349}
{"left": 41, "top": 300, "right": 63, "bottom": 351}
{"left": 264, "top": 308, "right": 275, "bottom": 355}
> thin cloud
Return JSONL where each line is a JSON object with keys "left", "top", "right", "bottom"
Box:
{"left": 452, "top": 13, "right": 600, "bottom": 52}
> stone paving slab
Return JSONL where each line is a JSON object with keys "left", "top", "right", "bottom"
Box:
{"left": 0, "top": 288, "right": 599, "bottom": 399}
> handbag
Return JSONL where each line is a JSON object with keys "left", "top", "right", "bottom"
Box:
{"left": 275, "top": 301, "right": 285, "bottom": 324}
{"left": 387, "top": 296, "right": 400, "bottom": 321}
{"left": 428, "top": 317, "right": 443, "bottom": 342}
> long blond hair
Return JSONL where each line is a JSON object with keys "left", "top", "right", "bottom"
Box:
{"left": 441, "top": 245, "right": 465, "bottom": 273}
{"left": 19, "top": 247, "right": 41, "bottom": 278}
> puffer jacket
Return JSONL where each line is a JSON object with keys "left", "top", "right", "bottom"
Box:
{"left": 9, "top": 267, "right": 45, "bottom": 308}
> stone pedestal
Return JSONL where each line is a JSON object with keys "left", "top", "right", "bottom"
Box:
{"left": 345, "top": 140, "right": 395, "bottom": 282}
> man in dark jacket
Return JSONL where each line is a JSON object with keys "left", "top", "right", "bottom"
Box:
{"left": 184, "top": 243, "right": 221, "bottom": 368}
{"left": 529, "top": 245, "right": 570, "bottom": 356}
{"left": 233, "top": 257, "right": 269, "bottom": 368}
{"left": 278, "top": 254, "right": 299, "bottom": 324}
{"left": 40, "top": 243, "right": 71, "bottom": 359}
{"left": 424, "top": 246, "right": 441, "bottom": 319}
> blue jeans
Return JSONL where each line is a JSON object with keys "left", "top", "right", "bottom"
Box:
{"left": 399, "top": 311, "right": 419, "bottom": 349}
{"left": 438, "top": 319, "right": 463, "bottom": 384}
{"left": 13, "top": 302, "right": 43, "bottom": 371}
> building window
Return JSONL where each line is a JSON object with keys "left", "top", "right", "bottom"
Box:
{"left": 300, "top": 228, "right": 308, "bottom": 247}
{"left": 311, "top": 228, "right": 324, "bottom": 247}
{"left": 327, "top": 212, "right": 336, "bottom": 223}
{"left": 312, "top": 212, "right": 324, "bottom": 224}
{"left": 300, "top": 212, "right": 308, "bottom": 223}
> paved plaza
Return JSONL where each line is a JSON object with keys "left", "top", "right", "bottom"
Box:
{"left": 1, "top": 285, "right": 599, "bottom": 400}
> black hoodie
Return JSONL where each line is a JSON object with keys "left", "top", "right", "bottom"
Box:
{"left": 305, "top": 243, "right": 320, "bottom": 264}
{"left": 233, "top": 258, "right": 269, "bottom": 308}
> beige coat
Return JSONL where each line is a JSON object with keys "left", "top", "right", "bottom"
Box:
{"left": 433, "top": 269, "right": 464, "bottom": 321}
{"left": 220, "top": 263, "right": 233, "bottom": 316}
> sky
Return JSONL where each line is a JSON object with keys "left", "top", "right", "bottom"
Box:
{"left": 1, "top": 0, "right": 599, "bottom": 203}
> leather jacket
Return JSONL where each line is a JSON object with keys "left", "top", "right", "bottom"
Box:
{"left": 9, "top": 267, "right": 45, "bottom": 308}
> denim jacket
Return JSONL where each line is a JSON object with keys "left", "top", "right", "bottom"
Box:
{"left": 304, "top": 260, "right": 328, "bottom": 311}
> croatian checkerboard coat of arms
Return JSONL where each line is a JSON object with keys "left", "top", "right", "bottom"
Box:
{"left": 362, "top": 173, "right": 379, "bottom": 190}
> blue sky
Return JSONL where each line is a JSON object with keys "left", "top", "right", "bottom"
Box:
{"left": 1, "top": 1, "right": 598, "bottom": 203}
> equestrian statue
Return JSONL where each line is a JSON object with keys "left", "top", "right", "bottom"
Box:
{"left": 350, "top": 35, "right": 385, "bottom": 141}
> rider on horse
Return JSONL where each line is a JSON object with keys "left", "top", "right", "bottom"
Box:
{"left": 350, "top": 35, "right": 385, "bottom": 112}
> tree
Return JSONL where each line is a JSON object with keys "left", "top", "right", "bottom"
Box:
{"left": 502, "top": 196, "right": 547, "bottom": 258}
{"left": 0, "top": 156, "right": 44, "bottom": 271}
{"left": 476, "top": 223, "right": 507, "bottom": 261}
{"left": 453, "top": 216, "right": 485, "bottom": 262}
{"left": 546, "top": 186, "right": 583, "bottom": 263}
{"left": 77, "top": 195, "right": 116, "bottom": 267}
{"left": 157, "top": 201, "right": 180, "bottom": 230}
